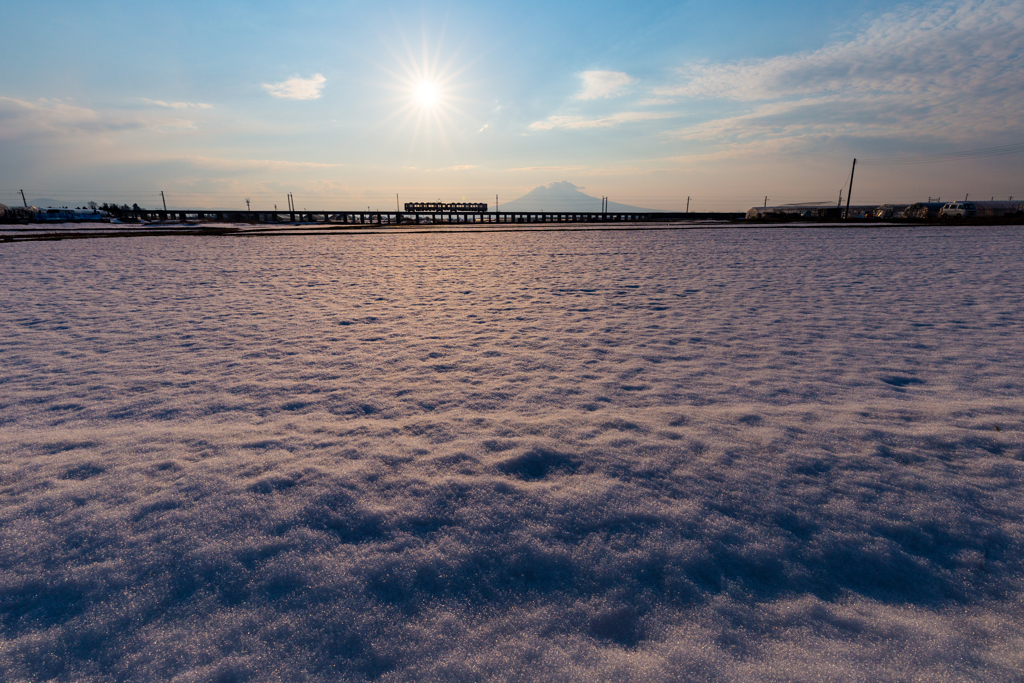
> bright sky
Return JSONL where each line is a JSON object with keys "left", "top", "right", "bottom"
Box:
{"left": 2, "top": 0, "right": 1023, "bottom": 210}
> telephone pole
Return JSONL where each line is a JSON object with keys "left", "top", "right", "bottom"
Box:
{"left": 245, "top": 197, "right": 250, "bottom": 212}
{"left": 686, "top": 196, "right": 690, "bottom": 213}
{"left": 160, "top": 191, "right": 167, "bottom": 211}
{"left": 396, "top": 193, "right": 399, "bottom": 212}
{"left": 19, "top": 190, "right": 28, "bottom": 208}
{"left": 844, "top": 158, "right": 856, "bottom": 219}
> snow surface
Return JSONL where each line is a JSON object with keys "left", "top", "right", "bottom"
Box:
{"left": 1, "top": 225, "right": 1023, "bottom": 682}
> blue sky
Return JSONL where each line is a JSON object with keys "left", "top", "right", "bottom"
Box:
{"left": 2, "top": 0, "right": 1023, "bottom": 210}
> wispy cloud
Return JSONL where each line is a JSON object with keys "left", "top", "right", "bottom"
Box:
{"left": 576, "top": 70, "right": 632, "bottom": 100}
{"left": 659, "top": 0, "right": 1024, "bottom": 144}
{"left": 141, "top": 98, "right": 213, "bottom": 109}
{"left": 174, "top": 155, "right": 342, "bottom": 171}
{"left": 507, "top": 165, "right": 590, "bottom": 172}
{"left": 529, "top": 111, "right": 675, "bottom": 131}
{"left": 262, "top": 74, "right": 326, "bottom": 100}
{"left": 0, "top": 97, "right": 191, "bottom": 139}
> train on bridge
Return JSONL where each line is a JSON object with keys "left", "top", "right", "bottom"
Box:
{"left": 404, "top": 202, "right": 487, "bottom": 213}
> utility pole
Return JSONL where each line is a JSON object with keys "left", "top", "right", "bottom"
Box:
{"left": 965, "top": 193, "right": 969, "bottom": 201}
{"left": 396, "top": 193, "right": 399, "bottom": 212}
{"left": 838, "top": 189, "right": 843, "bottom": 209}
{"left": 686, "top": 196, "right": 690, "bottom": 213}
{"left": 496, "top": 194, "right": 499, "bottom": 212}
{"left": 19, "top": 189, "right": 28, "bottom": 208}
{"left": 844, "top": 158, "right": 856, "bottom": 219}
{"left": 764, "top": 196, "right": 768, "bottom": 207}
{"left": 161, "top": 191, "right": 167, "bottom": 211}
{"left": 245, "top": 197, "right": 250, "bottom": 212}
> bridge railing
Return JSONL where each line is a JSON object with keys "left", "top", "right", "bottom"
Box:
{"left": 119, "top": 210, "right": 745, "bottom": 225}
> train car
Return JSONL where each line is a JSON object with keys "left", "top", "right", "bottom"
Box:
{"left": 404, "top": 202, "right": 488, "bottom": 213}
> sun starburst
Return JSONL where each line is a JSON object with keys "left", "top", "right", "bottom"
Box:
{"left": 372, "top": 29, "right": 479, "bottom": 155}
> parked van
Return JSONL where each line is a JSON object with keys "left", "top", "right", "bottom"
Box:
{"left": 939, "top": 202, "right": 977, "bottom": 218}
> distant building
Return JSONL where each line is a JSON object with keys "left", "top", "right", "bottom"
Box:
{"left": 904, "top": 201, "right": 1023, "bottom": 219}
{"left": 748, "top": 200, "right": 1024, "bottom": 220}
{"left": 902, "top": 202, "right": 946, "bottom": 219}
{"left": 969, "top": 201, "right": 1024, "bottom": 217}
{"left": 33, "top": 208, "right": 107, "bottom": 222}
{"left": 746, "top": 204, "right": 873, "bottom": 219}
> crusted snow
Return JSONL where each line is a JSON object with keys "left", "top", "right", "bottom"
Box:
{"left": 1, "top": 225, "right": 1022, "bottom": 681}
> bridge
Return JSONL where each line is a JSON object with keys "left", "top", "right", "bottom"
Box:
{"left": 123, "top": 209, "right": 744, "bottom": 224}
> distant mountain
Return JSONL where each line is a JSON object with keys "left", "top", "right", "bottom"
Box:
{"left": 29, "top": 198, "right": 72, "bottom": 208}
{"left": 497, "top": 181, "right": 656, "bottom": 213}
{"left": 29, "top": 198, "right": 110, "bottom": 209}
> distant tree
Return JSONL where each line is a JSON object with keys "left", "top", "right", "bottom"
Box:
{"left": 88, "top": 201, "right": 97, "bottom": 210}
{"left": 99, "top": 203, "right": 126, "bottom": 215}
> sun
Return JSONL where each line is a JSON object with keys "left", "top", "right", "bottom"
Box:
{"left": 371, "top": 30, "right": 479, "bottom": 153}
{"left": 368, "top": 28, "right": 483, "bottom": 157}
{"left": 415, "top": 82, "right": 438, "bottom": 107}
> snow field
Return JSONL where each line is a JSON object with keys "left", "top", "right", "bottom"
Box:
{"left": 1, "top": 226, "right": 1022, "bottom": 681}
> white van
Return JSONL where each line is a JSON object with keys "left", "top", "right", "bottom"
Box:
{"left": 939, "top": 202, "right": 977, "bottom": 218}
